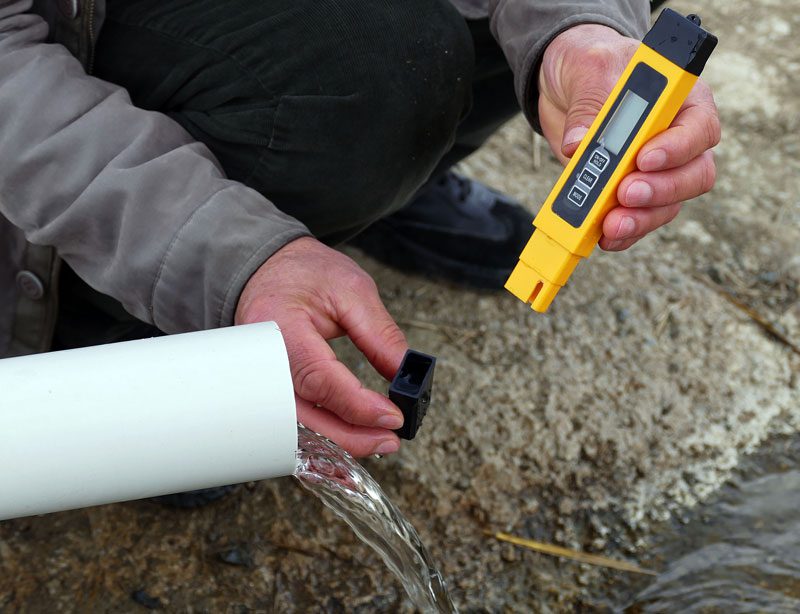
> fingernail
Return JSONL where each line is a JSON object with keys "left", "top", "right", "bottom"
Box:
{"left": 617, "top": 216, "right": 636, "bottom": 239}
{"left": 625, "top": 181, "right": 653, "bottom": 206}
{"left": 373, "top": 440, "right": 399, "bottom": 455}
{"left": 563, "top": 126, "right": 589, "bottom": 148}
{"left": 641, "top": 149, "right": 667, "bottom": 171}
{"left": 377, "top": 413, "right": 404, "bottom": 429}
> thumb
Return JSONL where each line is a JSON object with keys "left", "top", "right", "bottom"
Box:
{"left": 539, "top": 24, "right": 638, "bottom": 160}
{"left": 561, "top": 125, "right": 589, "bottom": 159}
{"left": 560, "top": 86, "right": 609, "bottom": 158}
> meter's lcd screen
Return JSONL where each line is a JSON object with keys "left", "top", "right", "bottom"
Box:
{"left": 599, "top": 90, "right": 649, "bottom": 155}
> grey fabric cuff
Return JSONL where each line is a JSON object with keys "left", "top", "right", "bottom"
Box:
{"left": 151, "top": 184, "right": 310, "bottom": 332}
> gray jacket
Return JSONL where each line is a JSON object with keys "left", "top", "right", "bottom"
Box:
{"left": 0, "top": 0, "right": 648, "bottom": 358}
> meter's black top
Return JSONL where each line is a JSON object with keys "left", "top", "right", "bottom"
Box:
{"left": 643, "top": 8, "right": 718, "bottom": 76}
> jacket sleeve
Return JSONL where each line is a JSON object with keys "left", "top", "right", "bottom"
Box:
{"left": 0, "top": 0, "right": 311, "bottom": 333}
{"left": 487, "top": 0, "right": 651, "bottom": 132}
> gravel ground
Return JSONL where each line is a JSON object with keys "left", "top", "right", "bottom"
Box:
{"left": 1, "top": 0, "right": 798, "bottom": 611}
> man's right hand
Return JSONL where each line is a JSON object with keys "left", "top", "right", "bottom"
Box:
{"left": 235, "top": 236, "right": 408, "bottom": 457}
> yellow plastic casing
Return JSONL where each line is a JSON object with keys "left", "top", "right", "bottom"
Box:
{"left": 505, "top": 43, "right": 699, "bottom": 312}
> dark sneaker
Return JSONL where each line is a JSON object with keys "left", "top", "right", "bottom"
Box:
{"left": 349, "top": 171, "right": 533, "bottom": 289}
{"left": 151, "top": 485, "right": 239, "bottom": 509}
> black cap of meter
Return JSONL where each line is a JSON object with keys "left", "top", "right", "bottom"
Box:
{"left": 390, "top": 350, "right": 436, "bottom": 440}
{"left": 643, "top": 9, "right": 718, "bottom": 76}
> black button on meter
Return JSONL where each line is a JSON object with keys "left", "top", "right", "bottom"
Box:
{"left": 568, "top": 186, "right": 588, "bottom": 207}
{"left": 589, "top": 149, "right": 610, "bottom": 171}
{"left": 579, "top": 168, "right": 599, "bottom": 188}
{"left": 389, "top": 349, "right": 436, "bottom": 440}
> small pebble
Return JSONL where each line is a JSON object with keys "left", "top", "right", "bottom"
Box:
{"left": 219, "top": 546, "right": 254, "bottom": 568}
{"left": 758, "top": 271, "right": 779, "bottom": 284}
{"left": 501, "top": 544, "right": 517, "bottom": 562}
{"left": 131, "top": 589, "right": 162, "bottom": 610}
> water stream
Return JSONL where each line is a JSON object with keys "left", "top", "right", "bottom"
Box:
{"left": 294, "top": 425, "right": 456, "bottom": 613}
{"left": 615, "top": 434, "right": 800, "bottom": 612}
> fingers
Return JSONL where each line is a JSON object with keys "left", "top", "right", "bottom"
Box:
{"left": 600, "top": 202, "right": 683, "bottom": 251}
{"left": 604, "top": 83, "right": 718, "bottom": 253}
{"left": 337, "top": 274, "right": 409, "bottom": 382}
{"left": 297, "top": 397, "right": 400, "bottom": 458}
{"left": 619, "top": 150, "right": 716, "bottom": 209}
{"left": 284, "top": 316, "right": 404, "bottom": 430}
{"left": 637, "top": 81, "right": 721, "bottom": 172}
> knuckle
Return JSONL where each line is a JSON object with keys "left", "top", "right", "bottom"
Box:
{"left": 705, "top": 112, "right": 722, "bottom": 148}
{"left": 572, "top": 85, "right": 612, "bottom": 117}
{"left": 360, "top": 321, "right": 407, "bottom": 366}
{"left": 580, "top": 45, "right": 619, "bottom": 75}
{"left": 378, "top": 320, "right": 407, "bottom": 349}
{"left": 665, "top": 173, "right": 681, "bottom": 204}
{"left": 702, "top": 155, "right": 717, "bottom": 193}
{"left": 697, "top": 79, "right": 713, "bottom": 96}
{"left": 294, "top": 358, "right": 362, "bottom": 424}
{"left": 347, "top": 270, "right": 377, "bottom": 295}
{"left": 294, "top": 358, "right": 333, "bottom": 403}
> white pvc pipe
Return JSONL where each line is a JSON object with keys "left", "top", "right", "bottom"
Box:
{"left": 0, "top": 322, "right": 298, "bottom": 520}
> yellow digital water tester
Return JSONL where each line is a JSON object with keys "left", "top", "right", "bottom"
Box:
{"left": 506, "top": 9, "right": 717, "bottom": 312}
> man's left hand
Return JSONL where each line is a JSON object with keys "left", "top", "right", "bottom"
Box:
{"left": 537, "top": 24, "right": 721, "bottom": 251}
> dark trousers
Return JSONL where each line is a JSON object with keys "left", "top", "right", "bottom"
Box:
{"left": 54, "top": 0, "right": 520, "bottom": 349}
{"left": 95, "top": 0, "right": 520, "bottom": 243}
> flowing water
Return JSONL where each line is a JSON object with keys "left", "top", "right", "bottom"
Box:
{"left": 293, "top": 426, "right": 800, "bottom": 612}
{"left": 294, "top": 425, "right": 456, "bottom": 613}
{"left": 617, "top": 434, "right": 800, "bottom": 612}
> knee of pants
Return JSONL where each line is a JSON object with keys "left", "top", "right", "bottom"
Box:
{"left": 99, "top": 0, "right": 475, "bottom": 239}
{"left": 253, "top": 0, "right": 476, "bottom": 239}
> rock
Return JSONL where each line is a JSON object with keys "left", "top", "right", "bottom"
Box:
{"left": 218, "top": 546, "right": 254, "bottom": 568}
{"left": 131, "top": 589, "right": 162, "bottom": 610}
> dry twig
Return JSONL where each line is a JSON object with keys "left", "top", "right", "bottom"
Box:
{"left": 487, "top": 531, "right": 656, "bottom": 576}
{"left": 695, "top": 275, "right": 800, "bottom": 357}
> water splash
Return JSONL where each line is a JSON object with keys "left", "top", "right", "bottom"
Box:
{"left": 294, "top": 425, "right": 456, "bottom": 613}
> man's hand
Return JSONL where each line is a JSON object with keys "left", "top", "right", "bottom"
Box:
{"left": 538, "top": 24, "right": 721, "bottom": 251}
{"left": 235, "top": 236, "right": 409, "bottom": 457}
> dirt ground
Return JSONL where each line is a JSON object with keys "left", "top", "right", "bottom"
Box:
{"left": 1, "top": 0, "right": 798, "bottom": 611}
